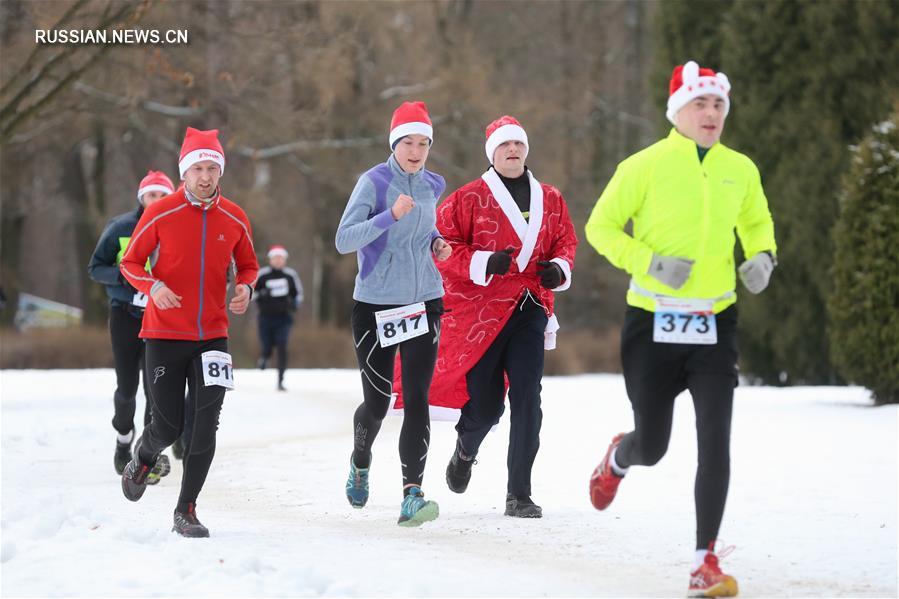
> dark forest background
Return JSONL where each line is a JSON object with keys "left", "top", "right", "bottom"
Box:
{"left": 1, "top": 0, "right": 897, "bottom": 401}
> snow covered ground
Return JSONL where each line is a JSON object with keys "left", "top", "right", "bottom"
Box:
{"left": 1, "top": 369, "right": 896, "bottom": 597}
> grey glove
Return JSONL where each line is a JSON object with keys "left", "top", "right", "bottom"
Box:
{"left": 738, "top": 251, "right": 775, "bottom": 294}
{"left": 648, "top": 254, "right": 694, "bottom": 290}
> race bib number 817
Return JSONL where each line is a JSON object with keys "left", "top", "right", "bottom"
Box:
{"left": 374, "top": 302, "right": 428, "bottom": 348}
{"left": 201, "top": 350, "right": 235, "bottom": 390}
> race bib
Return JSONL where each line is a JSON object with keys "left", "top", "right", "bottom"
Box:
{"left": 653, "top": 297, "right": 717, "bottom": 345}
{"left": 201, "top": 350, "right": 234, "bottom": 390}
{"left": 132, "top": 292, "right": 148, "bottom": 308}
{"left": 375, "top": 302, "right": 428, "bottom": 348}
{"left": 265, "top": 278, "right": 289, "bottom": 298}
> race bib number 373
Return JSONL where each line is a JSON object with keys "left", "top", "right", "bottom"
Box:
{"left": 201, "top": 350, "right": 235, "bottom": 390}
{"left": 374, "top": 302, "right": 428, "bottom": 348}
{"left": 653, "top": 298, "right": 717, "bottom": 345}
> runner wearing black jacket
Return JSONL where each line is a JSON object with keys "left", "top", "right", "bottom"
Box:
{"left": 88, "top": 170, "right": 175, "bottom": 481}
{"left": 253, "top": 245, "right": 303, "bottom": 391}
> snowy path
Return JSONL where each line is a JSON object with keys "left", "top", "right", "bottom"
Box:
{"left": 1, "top": 369, "right": 896, "bottom": 597}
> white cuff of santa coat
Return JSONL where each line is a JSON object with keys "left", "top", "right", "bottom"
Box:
{"left": 549, "top": 257, "right": 572, "bottom": 291}
{"left": 544, "top": 313, "right": 560, "bottom": 350}
{"left": 470, "top": 250, "right": 495, "bottom": 287}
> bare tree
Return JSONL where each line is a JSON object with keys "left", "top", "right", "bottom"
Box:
{"left": 2, "top": 0, "right": 658, "bottom": 367}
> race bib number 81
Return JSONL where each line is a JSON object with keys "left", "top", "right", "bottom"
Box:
{"left": 653, "top": 298, "right": 717, "bottom": 345}
{"left": 375, "top": 302, "right": 428, "bottom": 348}
{"left": 201, "top": 350, "right": 235, "bottom": 390}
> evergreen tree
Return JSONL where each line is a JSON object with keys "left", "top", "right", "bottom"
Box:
{"left": 719, "top": 0, "right": 899, "bottom": 384}
{"left": 650, "top": 0, "right": 734, "bottom": 133}
{"left": 828, "top": 109, "right": 899, "bottom": 405}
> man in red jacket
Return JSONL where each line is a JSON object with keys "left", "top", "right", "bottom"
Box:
{"left": 119, "top": 127, "right": 258, "bottom": 537}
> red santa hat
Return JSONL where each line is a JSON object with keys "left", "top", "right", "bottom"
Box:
{"left": 485, "top": 115, "right": 529, "bottom": 163}
{"left": 389, "top": 101, "right": 433, "bottom": 150}
{"left": 267, "top": 245, "right": 289, "bottom": 259}
{"left": 136, "top": 170, "right": 174, "bottom": 201}
{"left": 178, "top": 127, "right": 226, "bottom": 179}
{"left": 666, "top": 60, "right": 731, "bottom": 126}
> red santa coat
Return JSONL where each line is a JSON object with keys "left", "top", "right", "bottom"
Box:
{"left": 394, "top": 168, "right": 578, "bottom": 415}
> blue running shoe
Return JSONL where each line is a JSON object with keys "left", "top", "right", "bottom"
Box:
{"left": 397, "top": 486, "right": 439, "bottom": 527}
{"left": 345, "top": 458, "right": 370, "bottom": 508}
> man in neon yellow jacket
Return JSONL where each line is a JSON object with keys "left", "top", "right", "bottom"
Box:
{"left": 585, "top": 61, "right": 776, "bottom": 599}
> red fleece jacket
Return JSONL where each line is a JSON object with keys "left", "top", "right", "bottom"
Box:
{"left": 120, "top": 188, "right": 259, "bottom": 340}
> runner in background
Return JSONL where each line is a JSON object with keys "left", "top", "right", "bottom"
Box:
{"left": 254, "top": 245, "right": 303, "bottom": 391}
{"left": 88, "top": 170, "right": 175, "bottom": 482}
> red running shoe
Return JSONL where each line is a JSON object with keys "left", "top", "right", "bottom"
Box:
{"left": 689, "top": 542, "right": 738, "bottom": 597}
{"left": 589, "top": 433, "right": 625, "bottom": 510}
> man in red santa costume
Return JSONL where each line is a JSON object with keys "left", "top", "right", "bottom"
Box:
{"left": 436, "top": 115, "right": 577, "bottom": 517}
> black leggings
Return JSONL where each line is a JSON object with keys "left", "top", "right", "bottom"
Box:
{"left": 140, "top": 338, "right": 227, "bottom": 509}
{"left": 258, "top": 313, "right": 293, "bottom": 383}
{"left": 109, "top": 304, "right": 151, "bottom": 435}
{"left": 350, "top": 299, "right": 442, "bottom": 490}
{"left": 615, "top": 306, "right": 738, "bottom": 550}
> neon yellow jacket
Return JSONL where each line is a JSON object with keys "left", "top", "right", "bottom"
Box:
{"left": 585, "top": 128, "right": 776, "bottom": 313}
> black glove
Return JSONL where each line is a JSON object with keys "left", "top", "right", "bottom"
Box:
{"left": 486, "top": 248, "right": 514, "bottom": 275}
{"left": 536, "top": 261, "right": 564, "bottom": 289}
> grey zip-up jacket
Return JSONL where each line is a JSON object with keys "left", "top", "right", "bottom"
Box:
{"left": 336, "top": 155, "right": 446, "bottom": 305}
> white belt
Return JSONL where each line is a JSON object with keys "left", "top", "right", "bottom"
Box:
{"left": 628, "top": 279, "right": 734, "bottom": 304}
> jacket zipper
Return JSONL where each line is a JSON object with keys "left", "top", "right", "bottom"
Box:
{"left": 699, "top": 158, "right": 710, "bottom": 265}
{"left": 197, "top": 209, "right": 207, "bottom": 339}
{"left": 409, "top": 173, "right": 420, "bottom": 303}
